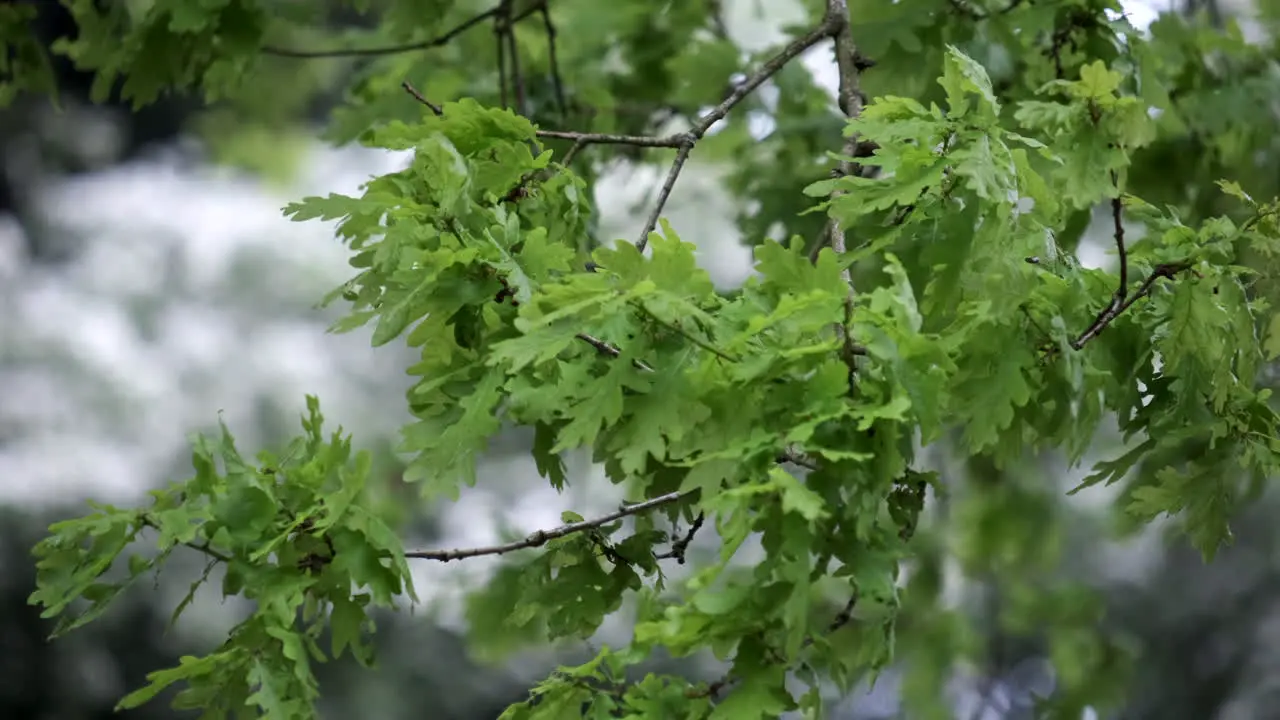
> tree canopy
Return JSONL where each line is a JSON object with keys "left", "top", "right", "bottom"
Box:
{"left": 10, "top": 0, "right": 1280, "bottom": 718}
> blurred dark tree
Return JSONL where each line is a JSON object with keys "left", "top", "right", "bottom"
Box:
{"left": 0, "top": 506, "right": 187, "bottom": 719}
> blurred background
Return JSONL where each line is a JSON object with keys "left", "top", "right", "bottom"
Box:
{"left": 4, "top": 0, "right": 1280, "bottom": 718}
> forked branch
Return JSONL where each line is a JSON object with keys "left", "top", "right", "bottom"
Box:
{"left": 1071, "top": 192, "right": 1193, "bottom": 349}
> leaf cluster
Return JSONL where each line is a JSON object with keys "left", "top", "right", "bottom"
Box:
{"left": 31, "top": 398, "right": 414, "bottom": 718}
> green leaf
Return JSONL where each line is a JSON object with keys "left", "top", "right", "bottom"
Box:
{"left": 116, "top": 654, "right": 225, "bottom": 710}
{"left": 940, "top": 45, "right": 1000, "bottom": 120}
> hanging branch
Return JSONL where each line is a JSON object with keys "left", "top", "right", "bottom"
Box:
{"left": 1071, "top": 193, "right": 1129, "bottom": 348}
{"left": 502, "top": 3, "right": 528, "bottom": 114}
{"left": 459, "top": 12, "right": 850, "bottom": 251}
{"left": 492, "top": 0, "right": 530, "bottom": 113}
{"left": 261, "top": 1, "right": 545, "bottom": 59}
{"left": 537, "top": 2, "right": 567, "bottom": 117}
{"left": 494, "top": 1, "right": 510, "bottom": 109}
{"left": 399, "top": 85, "right": 670, "bottom": 372}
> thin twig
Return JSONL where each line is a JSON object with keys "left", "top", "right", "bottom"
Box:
{"left": 558, "top": 138, "right": 588, "bottom": 167}
{"left": 636, "top": 140, "right": 695, "bottom": 250}
{"left": 1112, "top": 188, "right": 1129, "bottom": 293}
{"left": 406, "top": 491, "right": 690, "bottom": 561}
{"left": 575, "top": 332, "right": 655, "bottom": 372}
{"left": 261, "top": 2, "right": 541, "bottom": 58}
{"left": 402, "top": 81, "right": 443, "bottom": 115}
{"left": 686, "top": 19, "right": 841, "bottom": 141}
{"left": 140, "top": 516, "right": 233, "bottom": 563}
{"left": 1070, "top": 195, "right": 1128, "bottom": 349}
{"left": 635, "top": 14, "right": 847, "bottom": 251}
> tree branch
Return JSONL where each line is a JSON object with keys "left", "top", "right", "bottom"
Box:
{"left": 534, "top": 129, "right": 684, "bottom": 148}
{"left": 405, "top": 491, "right": 688, "bottom": 561}
{"left": 823, "top": 0, "right": 866, "bottom": 392}
{"left": 635, "top": 139, "right": 695, "bottom": 250}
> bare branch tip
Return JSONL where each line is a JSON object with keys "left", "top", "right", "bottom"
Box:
{"left": 402, "top": 81, "right": 443, "bottom": 115}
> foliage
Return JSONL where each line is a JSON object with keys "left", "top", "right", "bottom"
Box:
{"left": 8, "top": 0, "right": 1280, "bottom": 718}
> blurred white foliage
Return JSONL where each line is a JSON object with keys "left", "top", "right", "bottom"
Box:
{"left": 1, "top": 146, "right": 408, "bottom": 505}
